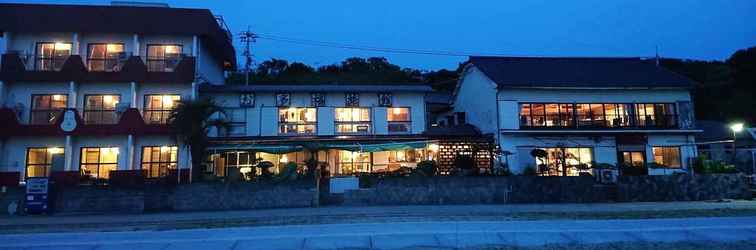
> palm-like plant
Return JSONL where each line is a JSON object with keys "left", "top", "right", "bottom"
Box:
{"left": 168, "top": 98, "right": 227, "bottom": 182}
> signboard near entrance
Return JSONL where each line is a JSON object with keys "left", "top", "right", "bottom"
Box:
{"left": 25, "top": 178, "right": 50, "bottom": 214}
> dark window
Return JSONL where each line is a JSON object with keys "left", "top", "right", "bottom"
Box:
{"left": 83, "top": 95, "right": 120, "bottom": 124}
{"left": 146, "top": 44, "right": 183, "bottom": 72}
{"left": 35, "top": 42, "right": 72, "bottom": 71}
{"left": 30, "top": 94, "right": 67, "bottom": 125}
{"left": 87, "top": 43, "right": 125, "bottom": 72}
{"left": 141, "top": 146, "right": 178, "bottom": 178}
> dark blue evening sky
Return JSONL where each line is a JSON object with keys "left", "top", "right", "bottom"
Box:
{"left": 3, "top": 0, "right": 755, "bottom": 70}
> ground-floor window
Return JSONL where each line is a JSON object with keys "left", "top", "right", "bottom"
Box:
{"left": 25, "top": 147, "right": 64, "bottom": 178}
{"left": 208, "top": 151, "right": 309, "bottom": 178}
{"left": 141, "top": 146, "right": 178, "bottom": 178}
{"left": 337, "top": 151, "right": 372, "bottom": 175}
{"left": 535, "top": 147, "right": 593, "bottom": 176}
{"left": 652, "top": 146, "right": 682, "bottom": 168}
{"left": 80, "top": 147, "right": 119, "bottom": 180}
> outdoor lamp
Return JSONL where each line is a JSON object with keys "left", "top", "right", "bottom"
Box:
{"left": 730, "top": 123, "right": 744, "bottom": 133}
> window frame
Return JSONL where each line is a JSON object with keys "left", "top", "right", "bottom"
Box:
{"left": 86, "top": 43, "right": 126, "bottom": 72}
{"left": 278, "top": 107, "right": 318, "bottom": 135}
{"left": 29, "top": 94, "right": 68, "bottom": 125}
{"left": 143, "top": 94, "right": 181, "bottom": 125}
{"left": 335, "top": 107, "right": 372, "bottom": 134}
{"left": 34, "top": 42, "right": 73, "bottom": 71}
{"left": 83, "top": 94, "right": 121, "bottom": 124}
{"left": 536, "top": 147, "right": 594, "bottom": 176}
{"left": 79, "top": 147, "right": 119, "bottom": 181}
{"left": 141, "top": 146, "right": 179, "bottom": 178}
{"left": 25, "top": 147, "right": 64, "bottom": 179}
{"left": 519, "top": 102, "right": 678, "bottom": 129}
{"left": 651, "top": 146, "right": 682, "bottom": 168}
{"left": 387, "top": 107, "right": 412, "bottom": 134}
{"left": 145, "top": 44, "right": 184, "bottom": 72}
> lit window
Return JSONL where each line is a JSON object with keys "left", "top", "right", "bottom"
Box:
{"left": 279, "top": 108, "right": 317, "bottom": 135}
{"left": 84, "top": 95, "right": 120, "bottom": 124}
{"left": 35, "top": 42, "right": 72, "bottom": 71}
{"left": 337, "top": 151, "right": 371, "bottom": 175}
{"left": 80, "top": 147, "right": 119, "bottom": 180}
{"left": 387, "top": 107, "right": 411, "bottom": 133}
{"left": 87, "top": 43, "right": 125, "bottom": 72}
{"left": 144, "top": 95, "right": 180, "bottom": 124}
{"left": 335, "top": 108, "right": 371, "bottom": 134}
{"left": 30, "top": 94, "right": 67, "bottom": 125}
{"left": 652, "top": 146, "right": 681, "bottom": 168}
{"left": 535, "top": 147, "right": 593, "bottom": 176}
{"left": 141, "top": 146, "right": 178, "bottom": 178}
{"left": 146, "top": 44, "right": 183, "bottom": 72}
{"left": 25, "top": 147, "right": 64, "bottom": 179}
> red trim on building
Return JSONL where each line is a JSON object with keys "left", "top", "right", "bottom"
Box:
{"left": 0, "top": 107, "right": 173, "bottom": 138}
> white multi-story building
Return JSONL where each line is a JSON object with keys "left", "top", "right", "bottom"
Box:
{"left": 0, "top": 3, "right": 235, "bottom": 183}
{"left": 451, "top": 56, "right": 700, "bottom": 175}
{"left": 201, "top": 83, "right": 437, "bottom": 176}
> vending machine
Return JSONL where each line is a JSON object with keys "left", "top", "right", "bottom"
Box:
{"left": 25, "top": 178, "right": 49, "bottom": 214}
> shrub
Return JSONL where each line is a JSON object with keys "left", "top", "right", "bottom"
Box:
{"left": 256, "top": 161, "right": 274, "bottom": 179}
{"left": 693, "top": 155, "right": 738, "bottom": 174}
{"left": 454, "top": 155, "right": 475, "bottom": 170}
{"left": 358, "top": 174, "right": 375, "bottom": 188}
{"left": 415, "top": 160, "right": 437, "bottom": 176}
{"left": 304, "top": 157, "right": 318, "bottom": 177}
{"left": 522, "top": 165, "right": 538, "bottom": 176}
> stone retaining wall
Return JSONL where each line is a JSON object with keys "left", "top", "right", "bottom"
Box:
{"left": 51, "top": 181, "right": 316, "bottom": 214}
{"left": 344, "top": 174, "right": 751, "bottom": 206}
{"left": 617, "top": 174, "right": 752, "bottom": 202}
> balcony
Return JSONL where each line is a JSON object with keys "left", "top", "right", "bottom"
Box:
{"left": 0, "top": 52, "right": 196, "bottom": 83}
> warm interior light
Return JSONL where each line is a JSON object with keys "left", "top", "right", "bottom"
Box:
{"left": 730, "top": 123, "right": 745, "bottom": 133}
{"left": 106, "top": 44, "right": 122, "bottom": 52}
{"left": 110, "top": 147, "right": 120, "bottom": 154}
{"left": 280, "top": 154, "right": 289, "bottom": 163}
{"left": 392, "top": 108, "right": 402, "bottom": 115}
{"left": 52, "top": 95, "right": 63, "bottom": 101}
{"left": 47, "top": 147, "right": 64, "bottom": 154}
{"left": 103, "top": 95, "right": 114, "bottom": 105}
{"left": 160, "top": 146, "right": 170, "bottom": 153}
{"left": 54, "top": 42, "right": 71, "bottom": 50}
{"left": 428, "top": 144, "right": 440, "bottom": 152}
{"left": 165, "top": 45, "right": 179, "bottom": 54}
{"left": 162, "top": 96, "right": 175, "bottom": 107}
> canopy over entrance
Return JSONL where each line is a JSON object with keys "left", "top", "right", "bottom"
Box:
{"left": 207, "top": 141, "right": 434, "bottom": 153}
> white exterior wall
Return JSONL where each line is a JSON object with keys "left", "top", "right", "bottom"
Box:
{"left": 205, "top": 90, "right": 427, "bottom": 138}
{"left": 4, "top": 82, "right": 69, "bottom": 123}
{"left": 454, "top": 65, "right": 697, "bottom": 175}
{"left": 0, "top": 136, "right": 65, "bottom": 174}
{"left": 198, "top": 41, "right": 226, "bottom": 84}
{"left": 451, "top": 66, "right": 499, "bottom": 134}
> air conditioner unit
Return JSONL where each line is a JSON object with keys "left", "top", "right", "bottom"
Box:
{"left": 599, "top": 169, "right": 618, "bottom": 184}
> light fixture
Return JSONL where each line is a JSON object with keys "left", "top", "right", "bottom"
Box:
{"left": 160, "top": 146, "right": 171, "bottom": 153}
{"left": 280, "top": 154, "right": 289, "bottom": 163}
{"left": 730, "top": 123, "right": 745, "bottom": 133}
{"left": 103, "top": 95, "right": 114, "bottom": 105}
{"left": 52, "top": 95, "right": 63, "bottom": 101}
{"left": 47, "top": 147, "right": 64, "bottom": 154}
{"left": 428, "top": 144, "right": 440, "bottom": 152}
{"left": 392, "top": 108, "right": 402, "bottom": 115}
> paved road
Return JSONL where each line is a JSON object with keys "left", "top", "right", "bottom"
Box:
{"left": 1, "top": 216, "right": 755, "bottom": 250}
{"left": 3, "top": 200, "right": 756, "bottom": 234}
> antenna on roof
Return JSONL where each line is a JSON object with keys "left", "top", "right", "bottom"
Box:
{"left": 239, "top": 27, "right": 257, "bottom": 86}
{"left": 655, "top": 45, "right": 660, "bottom": 67}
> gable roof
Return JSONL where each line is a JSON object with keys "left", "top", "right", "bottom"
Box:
{"left": 0, "top": 3, "right": 236, "bottom": 70}
{"left": 468, "top": 56, "right": 694, "bottom": 88}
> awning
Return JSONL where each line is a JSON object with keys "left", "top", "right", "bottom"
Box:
{"left": 207, "top": 141, "right": 435, "bottom": 153}
{"left": 207, "top": 144, "right": 303, "bottom": 154}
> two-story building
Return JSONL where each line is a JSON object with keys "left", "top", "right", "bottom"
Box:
{"left": 0, "top": 3, "right": 235, "bottom": 183}
{"left": 451, "top": 56, "right": 700, "bottom": 175}
{"left": 198, "top": 82, "right": 453, "bottom": 176}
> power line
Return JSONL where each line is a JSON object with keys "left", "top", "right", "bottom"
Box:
{"left": 254, "top": 33, "right": 516, "bottom": 57}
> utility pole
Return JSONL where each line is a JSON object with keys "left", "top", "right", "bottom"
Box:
{"left": 239, "top": 27, "right": 257, "bottom": 86}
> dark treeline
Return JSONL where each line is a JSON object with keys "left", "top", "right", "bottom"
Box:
{"left": 227, "top": 57, "right": 461, "bottom": 92}
{"left": 228, "top": 46, "right": 756, "bottom": 124}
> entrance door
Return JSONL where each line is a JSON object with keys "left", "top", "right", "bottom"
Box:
{"left": 619, "top": 151, "right": 647, "bottom": 175}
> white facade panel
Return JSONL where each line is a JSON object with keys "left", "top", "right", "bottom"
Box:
{"left": 260, "top": 106, "right": 278, "bottom": 136}
{"left": 373, "top": 107, "right": 388, "bottom": 135}
{"left": 317, "top": 107, "right": 335, "bottom": 136}
{"left": 452, "top": 66, "right": 498, "bottom": 134}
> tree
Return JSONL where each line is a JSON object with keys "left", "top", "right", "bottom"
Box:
{"left": 168, "top": 98, "right": 227, "bottom": 181}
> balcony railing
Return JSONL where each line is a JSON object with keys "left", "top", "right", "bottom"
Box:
{"left": 520, "top": 114, "right": 679, "bottom": 129}
{"left": 146, "top": 54, "right": 187, "bottom": 72}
